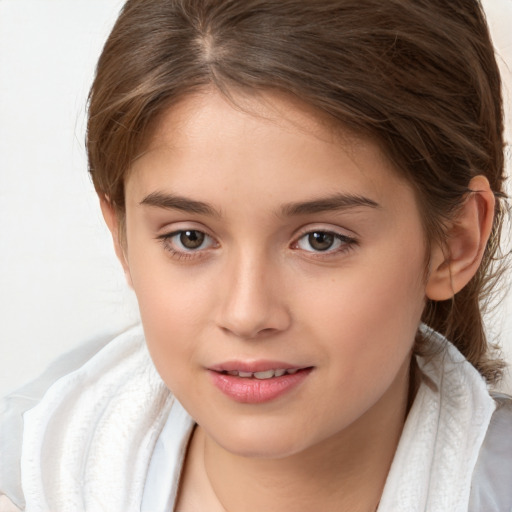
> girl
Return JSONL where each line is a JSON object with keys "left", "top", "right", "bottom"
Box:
{"left": 1, "top": 0, "right": 511, "bottom": 510}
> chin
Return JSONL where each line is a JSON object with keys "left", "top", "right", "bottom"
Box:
{"left": 206, "top": 418, "right": 319, "bottom": 460}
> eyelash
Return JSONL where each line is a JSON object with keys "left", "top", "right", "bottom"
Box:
{"left": 156, "top": 228, "right": 358, "bottom": 261}
{"left": 157, "top": 230, "right": 217, "bottom": 261}
{"left": 292, "top": 229, "right": 358, "bottom": 258}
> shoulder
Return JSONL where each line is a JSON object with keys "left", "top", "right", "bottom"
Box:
{"left": 482, "top": 392, "right": 512, "bottom": 455}
{"left": 468, "top": 393, "right": 512, "bottom": 511}
{"left": 0, "top": 328, "right": 133, "bottom": 506}
{"left": 483, "top": 392, "right": 512, "bottom": 456}
{"left": 0, "top": 324, "right": 166, "bottom": 510}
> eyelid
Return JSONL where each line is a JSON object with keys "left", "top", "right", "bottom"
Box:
{"left": 290, "top": 224, "right": 358, "bottom": 256}
{"left": 166, "top": 230, "right": 216, "bottom": 249}
{"left": 292, "top": 223, "right": 357, "bottom": 241}
{"left": 156, "top": 225, "right": 219, "bottom": 261}
{"left": 155, "top": 219, "right": 212, "bottom": 235}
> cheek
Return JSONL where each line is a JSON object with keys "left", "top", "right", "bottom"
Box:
{"left": 295, "top": 245, "right": 426, "bottom": 377}
{"left": 124, "top": 238, "right": 216, "bottom": 387}
{"left": 135, "top": 280, "right": 210, "bottom": 358}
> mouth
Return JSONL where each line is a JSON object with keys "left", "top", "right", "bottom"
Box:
{"left": 219, "top": 368, "right": 304, "bottom": 379}
{"left": 208, "top": 365, "right": 314, "bottom": 403}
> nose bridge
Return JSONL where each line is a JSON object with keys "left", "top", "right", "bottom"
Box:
{"left": 216, "top": 245, "right": 290, "bottom": 338}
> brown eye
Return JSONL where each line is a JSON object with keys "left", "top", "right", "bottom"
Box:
{"left": 158, "top": 228, "right": 217, "bottom": 260}
{"left": 179, "top": 230, "right": 206, "bottom": 249}
{"left": 295, "top": 230, "right": 356, "bottom": 255}
{"left": 307, "top": 232, "right": 335, "bottom": 251}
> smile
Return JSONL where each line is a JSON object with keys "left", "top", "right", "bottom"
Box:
{"left": 221, "top": 368, "right": 300, "bottom": 379}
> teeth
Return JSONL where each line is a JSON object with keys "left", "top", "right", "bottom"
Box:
{"left": 254, "top": 370, "right": 275, "bottom": 380}
{"left": 224, "top": 368, "right": 302, "bottom": 378}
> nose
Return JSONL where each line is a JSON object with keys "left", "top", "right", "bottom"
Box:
{"left": 215, "top": 250, "right": 292, "bottom": 339}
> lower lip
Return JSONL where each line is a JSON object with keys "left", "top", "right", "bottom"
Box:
{"left": 208, "top": 368, "right": 313, "bottom": 404}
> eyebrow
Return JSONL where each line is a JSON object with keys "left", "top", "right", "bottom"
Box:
{"left": 140, "top": 192, "right": 221, "bottom": 217}
{"left": 280, "top": 193, "right": 380, "bottom": 216}
{"left": 139, "top": 191, "right": 380, "bottom": 217}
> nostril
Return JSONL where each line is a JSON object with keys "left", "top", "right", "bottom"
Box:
{"left": 215, "top": 281, "right": 292, "bottom": 338}
{"left": 220, "top": 325, "right": 281, "bottom": 340}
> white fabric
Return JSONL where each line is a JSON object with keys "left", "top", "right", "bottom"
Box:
{"left": 378, "top": 328, "right": 496, "bottom": 511}
{"left": 468, "top": 393, "right": 512, "bottom": 511}
{"left": 0, "top": 325, "right": 506, "bottom": 511}
{"left": 14, "top": 326, "right": 176, "bottom": 512}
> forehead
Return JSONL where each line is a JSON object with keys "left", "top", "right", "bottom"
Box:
{"left": 126, "top": 89, "right": 415, "bottom": 216}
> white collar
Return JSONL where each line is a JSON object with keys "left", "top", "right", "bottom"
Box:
{"left": 20, "top": 325, "right": 173, "bottom": 512}
{"left": 378, "top": 327, "right": 496, "bottom": 512}
{"left": 16, "top": 325, "right": 495, "bottom": 512}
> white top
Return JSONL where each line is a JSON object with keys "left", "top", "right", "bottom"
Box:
{"left": 0, "top": 325, "right": 511, "bottom": 511}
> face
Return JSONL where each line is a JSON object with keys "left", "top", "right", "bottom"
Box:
{"left": 119, "top": 90, "right": 429, "bottom": 459}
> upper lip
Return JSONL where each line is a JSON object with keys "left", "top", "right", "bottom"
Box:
{"left": 209, "top": 360, "right": 310, "bottom": 373}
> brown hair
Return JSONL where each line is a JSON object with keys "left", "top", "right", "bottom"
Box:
{"left": 87, "top": 0, "right": 507, "bottom": 383}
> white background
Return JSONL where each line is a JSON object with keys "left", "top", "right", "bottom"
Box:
{"left": 0, "top": 0, "right": 511, "bottom": 398}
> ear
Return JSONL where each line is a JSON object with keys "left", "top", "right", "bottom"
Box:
{"left": 99, "top": 196, "right": 133, "bottom": 288}
{"left": 426, "top": 175, "right": 495, "bottom": 301}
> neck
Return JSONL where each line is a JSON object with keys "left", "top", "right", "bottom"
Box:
{"left": 191, "top": 357, "right": 414, "bottom": 512}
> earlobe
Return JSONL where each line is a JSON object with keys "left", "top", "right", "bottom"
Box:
{"left": 99, "top": 196, "right": 133, "bottom": 288}
{"left": 425, "top": 176, "right": 495, "bottom": 301}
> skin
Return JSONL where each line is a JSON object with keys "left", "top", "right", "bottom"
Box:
{"left": 102, "top": 89, "right": 495, "bottom": 512}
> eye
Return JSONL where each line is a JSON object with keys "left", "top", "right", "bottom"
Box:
{"left": 295, "top": 230, "right": 356, "bottom": 254}
{"left": 175, "top": 230, "right": 209, "bottom": 250}
{"left": 158, "top": 229, "right": 217, "bottom": 257}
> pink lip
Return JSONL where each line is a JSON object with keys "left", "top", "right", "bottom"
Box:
{"left": 208, "top": 365, "right": 313, "bottom": 404}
